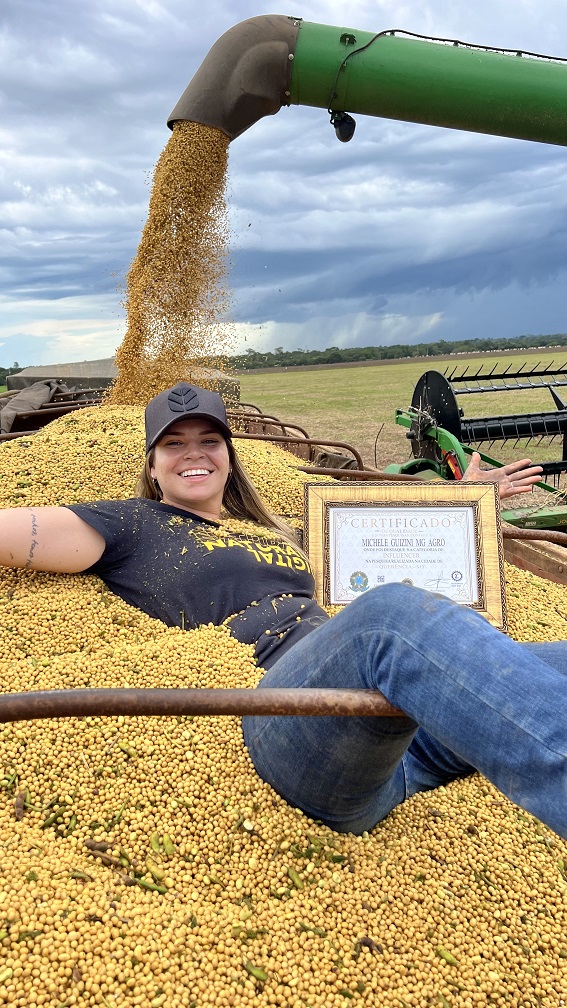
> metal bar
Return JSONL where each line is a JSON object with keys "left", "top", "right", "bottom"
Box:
{"left": 0, "top": 687, "right": 404, "bottom": 723}
{"left": 232, "top": 432, "right": 365, "bottom": 469}
{"left": 0, "top": 430, "right": 37, "bottom": 442}
{"left": 297, "top": 465, "right": 426, "bottom": 482}
{"left": 229, "top": 414, "right": 288, "bottom": 436}
{"left": 228, "top": 411, "right": 311, "bottom": 438}
{"left": 52, "top": 388, "right": 106, "bottom": 399}
{"left": 47, "top": 397, "right": 102, "bottom": 406}
{"left": 539, "top": 461, "right": 567, "bottom": 477}
{"left": 449, "top": 365, "right": 567, "bottom": 383}
{"left": 461, "top": 410, "right": 567, "bottom": 443}
{"left": 454, "top": 379, "right": 567, "bottom": 394}
{"left": 15, "top": 404, "right": 85, "bottom": 419}
{"left": 238, "top": 402, "right": 264, "bottom": 414}
{"left": 502, "top": 527, "right": 567, "bottom": 546}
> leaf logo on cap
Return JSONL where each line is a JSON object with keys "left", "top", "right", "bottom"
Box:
{"left": 168, "top": 385, "right": 199, "bottom": 414}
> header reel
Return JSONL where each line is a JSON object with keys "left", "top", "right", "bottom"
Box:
{"left": 389, "top": 366, "right": 567, "bottom": 532}
{"left": 406, "top": 367, "right": 567, "bottom": 483}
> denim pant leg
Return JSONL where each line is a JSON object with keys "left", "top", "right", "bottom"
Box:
{"left": 405, "top": 640, "right": 567, "bottom": 796}
{"left": 242, "top": 583, "right": 567, "bottom": 838}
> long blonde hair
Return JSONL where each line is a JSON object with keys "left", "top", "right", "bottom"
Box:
{"left": 136, "top": 438, "right": 301, "bottom": 548}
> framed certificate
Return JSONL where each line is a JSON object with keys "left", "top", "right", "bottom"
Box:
{"left": 304, "top": 482, "right": 506, "bottom": 628}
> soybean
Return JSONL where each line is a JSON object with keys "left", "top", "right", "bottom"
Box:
{"left": 0, "top": 411, "right": 566, "bottom": 1006}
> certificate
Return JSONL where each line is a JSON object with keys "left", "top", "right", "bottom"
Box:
{"left": 304, "top": 482, "right": 506, "bottom": 628}
{"left": 329, "top": 505, "right": 478, "bottom": 604}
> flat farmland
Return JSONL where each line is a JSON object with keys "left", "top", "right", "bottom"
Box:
{"left": 238, "top": 349, "right": 567, "bottom": 470}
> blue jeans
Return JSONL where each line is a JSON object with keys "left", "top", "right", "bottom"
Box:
{"left": 242, "top": 584, "right": 567, "bottom": 838}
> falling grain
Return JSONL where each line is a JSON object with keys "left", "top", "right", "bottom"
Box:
{"left": 108, "top": 121, "right": 233, "bottom": 406}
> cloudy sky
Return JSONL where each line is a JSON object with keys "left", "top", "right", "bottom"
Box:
{"left": 1, "top": 0, "right": 567, "bottom": 367}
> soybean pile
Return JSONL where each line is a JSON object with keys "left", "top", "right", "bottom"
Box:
{"left": 108, "top": 122, "right": 232, "bottom": 407}
{"left": 0, "top": 410, "right": 566, "bottom": 1008}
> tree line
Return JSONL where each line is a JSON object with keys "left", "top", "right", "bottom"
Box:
{"left": 4, "top": 334, "right": 567, "bottom": 380}
{"left": 0, "top": 362, "right": 22, "bottom": 385}
{"left": 230, "top": 334, "right": 567, "bottom": 370}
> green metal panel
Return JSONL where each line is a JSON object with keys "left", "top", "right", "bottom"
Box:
{"left": 289, "top": 21, "right": 567, "bottom": 146}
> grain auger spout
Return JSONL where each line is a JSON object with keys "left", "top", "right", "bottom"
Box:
{"left": 168, "top": 14, "right": 567, "bottom": 145}
{"left": 167, "top": 15, "right": 300, "bottom": 140}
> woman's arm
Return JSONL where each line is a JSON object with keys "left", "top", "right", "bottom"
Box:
{"left": 0, "top": 507, "right": 106, "bottom": 573}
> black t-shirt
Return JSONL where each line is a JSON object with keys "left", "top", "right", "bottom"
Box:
{"left": 67, "top": 499, "right": 329, "bottom": 669}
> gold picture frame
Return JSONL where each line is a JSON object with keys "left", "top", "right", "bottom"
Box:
{"left": 304, "top": 482, "right": 507, "bottom": 629}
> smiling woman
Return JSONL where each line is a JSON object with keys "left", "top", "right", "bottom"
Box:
{"left": 142, "top": 383, "right": 231, "bottom": 521}
{"left": 149, "top": 419, "right": 231, "bottom": 520}
{"left": 135, "top": 384, "right": 300, "bottom": 543}
{"left": 0, "top": 382, "right": 565, "bottom": 843}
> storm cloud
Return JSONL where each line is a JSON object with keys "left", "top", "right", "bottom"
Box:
{"left": 1, "top": 0, "right": 566, "bottom": 365}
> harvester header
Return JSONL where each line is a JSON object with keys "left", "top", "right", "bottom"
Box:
{"left": 168, "top": 14, "right": 567, "bottom": 146}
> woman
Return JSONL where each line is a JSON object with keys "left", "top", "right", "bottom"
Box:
{"left": 0, "top": 382, "right": 565, "bottom": 839}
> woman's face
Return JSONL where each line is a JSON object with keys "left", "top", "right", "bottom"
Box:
{"left": 150, "top": 417, "right": 230, "bottom": 521}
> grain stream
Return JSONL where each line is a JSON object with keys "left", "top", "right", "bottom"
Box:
{"left": 108, "top": 121, "right": 233, "bottom": 406}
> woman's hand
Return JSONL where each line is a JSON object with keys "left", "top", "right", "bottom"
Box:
{"left": 462, "top": 452, "right": 543, "bottom": 500}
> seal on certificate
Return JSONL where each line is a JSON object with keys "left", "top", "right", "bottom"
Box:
{"left": 349, "top": 571, "right": 369, "bottom": 592}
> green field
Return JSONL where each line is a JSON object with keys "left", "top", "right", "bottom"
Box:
{"left": 239, "top": 349, "right": 567, "bottom": 470}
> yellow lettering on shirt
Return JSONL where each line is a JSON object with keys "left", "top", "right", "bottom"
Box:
{"left": 192, "top": 529, "right": 310, "bottom": 571}
{"left": 256, "top": 549, "right": 275, "bottom": 565}
{"left": 200, "top": 538, "right": 228, "bottom": 552}
{"left": 291, "top": 556, "right": 307, "bottom": 571}
{"left": 274, "top": 554, "right": 293, "bottom": 568}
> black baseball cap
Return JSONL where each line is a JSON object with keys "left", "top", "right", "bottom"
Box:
{"left": 144, "top": 383, "right": 232, "bottom": 453}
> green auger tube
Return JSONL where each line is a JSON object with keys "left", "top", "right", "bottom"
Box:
{"left": 168, "top": 15, "right": 567, "bottom": 146}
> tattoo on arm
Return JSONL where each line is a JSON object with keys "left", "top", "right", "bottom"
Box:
{"left": 25, "top": 511, "right": 39, "bottom": 569}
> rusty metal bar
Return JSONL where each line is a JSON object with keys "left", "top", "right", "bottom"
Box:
{"left": 297, "top": 465, "right": 426, "bottom": 482}
{"left": 232, "top": 432, "right": 365, "bottom": 469}
{"left": 15, "top": 404, "right": 85, "bottom": 420}
{"left": 39, "top": 400, "right": 98, "bottom": 409}
{"left": 52, "top": 388, "right": 106, "bottom": 400}
{"left": 237, "top": 402, "right": 264, "bottom": 414}
{"left": 501, "top": 526, "right": 567, "bottom": 546}
{"left": 229, "top": 410, "right": 311, "bottom": 439}
{"left": 229, "top": 414, "right": 288, "bottom": 437}
{"left": 0, "top": 430, "right": 37, "bottom": 442}
{"left": 0, "top": 687, "right": 404, "bottom": 723}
